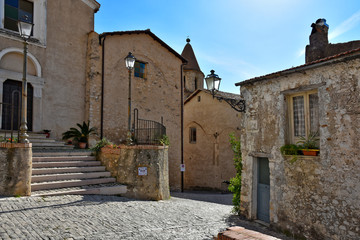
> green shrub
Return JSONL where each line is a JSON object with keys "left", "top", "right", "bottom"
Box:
{"left": 91, "top": 138, "right": 112, "bottom": 152}
{"left": 228, "top": 133, "right": 242, "bottom": 214}
{"left": 159, "top": 135, "right": 170, "bottom": 146}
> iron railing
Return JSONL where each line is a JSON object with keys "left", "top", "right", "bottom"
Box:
{"left": 0, "top": 90, "right": 21, "bottom": 142}
{"left": 133, "top": 108, "right": 166, "bottom": 145}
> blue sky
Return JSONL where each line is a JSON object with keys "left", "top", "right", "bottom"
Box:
{"left": 95, "top": 0, "right": 360, "bottom": 94}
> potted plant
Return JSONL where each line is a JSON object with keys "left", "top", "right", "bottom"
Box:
{"left": 62, "top": 121, "right": 96, "bottom": 149}
{"left": 280, "top": 144, "right": 301, "bottom": 163}
{"left": 296, "top": 131, "right": 320, "bottom": 156}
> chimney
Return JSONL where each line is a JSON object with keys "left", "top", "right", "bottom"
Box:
{"left": 305, "top": 18, "right": 329, "bottom": 63}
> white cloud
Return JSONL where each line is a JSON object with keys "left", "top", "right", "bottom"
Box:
{"left": 297, "top": 48, "right": 306, "bottom": 58}
{"left": 329, "top": 9, "right": 360, "bottom": 40}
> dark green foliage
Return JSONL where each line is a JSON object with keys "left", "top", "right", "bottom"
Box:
{"left": 280, "top": 144, "right": 301, "bottom": 155}
{"left": 228, "top": 133, "right": 242, "bottom": 214}
{"left": 159, "top": 135, "right": 170, "bottom": 146}
{"left": 91, "top": 138, "right": 112, "bottom": 152}
{"left": 62, "top": 121, "right": 96, "bottom": 148}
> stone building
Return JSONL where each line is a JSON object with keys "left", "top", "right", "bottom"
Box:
{"left": 235, "top": 19, "right": 360, "bottom": 239}
{"left": 184, "top": 89, "right": 241, "bottom": 191}
{"left": 86, "top": 30, "right": 187, "bottom": 190}
{"left": 0, "top": 1, "right": 187, "bottom": 190}
{"left": 0, "top": 0, "right": 100, "bottom": 138}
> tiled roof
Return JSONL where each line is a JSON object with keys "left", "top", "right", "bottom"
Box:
{"left": 235, "top": 47, "right": 360, "bottom": 87}
{"left": 99, "top": 29, "right": 187, "bottom": 63}
{"left": 185, "top": 89, "right": 241, "bottom": 104}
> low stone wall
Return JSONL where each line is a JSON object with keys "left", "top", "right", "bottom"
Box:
{"left": 98, "top": 145, "right": 169, "bottom": 200}
{"left": 0, "top": 143, "right": 32, "bottom": 196}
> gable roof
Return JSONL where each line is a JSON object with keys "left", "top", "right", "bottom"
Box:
{"left": 81, "top": 0, "right": 100, "bottom": 12}
{"left": 181, "top": 39, "right": 202, "bottom": 72}
{"left": 235, "top": 47, "right": 360, "bottom": 87}
{"left": 99, "top": 29, "right": 187, "bottom": 64}
{"left": 185, "top": 88, "right": 241, "bottom": 104}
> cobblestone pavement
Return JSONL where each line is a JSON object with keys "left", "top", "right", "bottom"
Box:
{"left": 0, "top": 192, "right": 293, "bottom": 240}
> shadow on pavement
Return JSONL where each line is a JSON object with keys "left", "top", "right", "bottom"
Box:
{"left": 171, "top": 191, "right": 233, "bottom": 206}
{"left": 0, "top": 195, "right": 134, "bottom": 214}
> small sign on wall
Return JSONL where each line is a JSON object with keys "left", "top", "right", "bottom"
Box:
{"left": 138, "top": 167, "right": 148, "bottom": 176}
{"left": 180, "top": 164, "right": 185, "bottom": 172}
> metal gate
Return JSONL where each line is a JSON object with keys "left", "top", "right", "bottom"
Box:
{"left": 133, "top": 108, "right": 166, "bottom": 145}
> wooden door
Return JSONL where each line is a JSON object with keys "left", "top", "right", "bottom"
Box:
{"left": 2, "top": 79, "right": 33, "bottom": 131}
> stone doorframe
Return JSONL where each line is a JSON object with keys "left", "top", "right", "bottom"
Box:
{"left": 0, "top": 48, "right": 44, "bottom": 132}
{"left": 249, "top": 151, "right": 272, "bottom": 221}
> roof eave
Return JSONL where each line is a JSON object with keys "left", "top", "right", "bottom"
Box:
{"left": 235, "top": 48, "right": 360, "bottom": 87}
{"left": 99, "top": 30, "right": 187, "bottom": 63}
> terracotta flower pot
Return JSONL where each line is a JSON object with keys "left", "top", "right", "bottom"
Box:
{"left": 79, "top": 142, "right": 87, "bottom": 149}
{"left": 302, "top": 149, "right": 319, "bottom": 156}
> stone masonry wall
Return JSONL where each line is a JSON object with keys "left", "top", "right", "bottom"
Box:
{"left": 0, "top": 143, "right": 32, "bottom": 196}
{"left": 240, "top": 56, "right": 360, "bottom": 239}
{"left": 98, "top": 145, "right": 169, "bottom": 200}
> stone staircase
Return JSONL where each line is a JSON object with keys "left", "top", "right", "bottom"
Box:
{"left": 28, "top": 133, "right": 127, "bottom": 196}
{"left": 29, "top": 132, "right": 74, "bottom": 150}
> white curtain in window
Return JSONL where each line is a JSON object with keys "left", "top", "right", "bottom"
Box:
{"left": 309, "top": 93, "right": 319, "bottom": 134}
{"left": 293, "top": 96, "right": 305, "bottom": 137}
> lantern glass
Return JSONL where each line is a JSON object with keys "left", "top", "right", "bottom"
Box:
{"left": 205, "top": 70, "right": 221, "bottom": 92}
{"left": 125, "top": 52, "right": 136, "bottom": 70}
{"left": 17, "top": 20, "right": 33, "bottom": 39}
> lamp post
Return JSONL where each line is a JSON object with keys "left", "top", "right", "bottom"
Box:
{"left": 124, "top": 52, "right": 136, "bottom": 145}
{"left": 205, "top": 70, "right": 221, "bottom": 97}
{"left": 18, "top": 18, "right": 33, "bottom": 144}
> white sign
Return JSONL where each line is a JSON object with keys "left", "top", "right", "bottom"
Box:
{"left": 138, "top": 167, "right": 148, "bottom": 176}
{"left": 180, "top": 164, "right": 185, "bottom": 172}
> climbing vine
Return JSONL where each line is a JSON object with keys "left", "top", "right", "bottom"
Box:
{"left": 228, "top": 133, "right": 242, "bottom": 214}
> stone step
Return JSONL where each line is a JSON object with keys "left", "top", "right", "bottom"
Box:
{"left": 28, "top": 138, "right": 57, "bottom": 143}
{"left": 31, "top": 184, "right": 127, "bottom": 196}
{"left": 32, "top": 172, "right": 111, "bottom": 183}
{"left": 32, "top": 156, "right": 96, "bottom": 162}
{"left": 32, "top": 145, "right": 75, "bottom": 149}
{"left": 32, "top": 161, "right": 101, "bottom": 168}
{"left": 31, "top": 142, "right": 69, "bottom": 147}
{"left": 31, "top": 178, "right": 117, "bottom": 191}
{"left": 216, "top": 227, "right": 281, "bottom": 240}
{"left": 28, "top": 134, "right": 49, "bottom": 139}
{"left": 32, "top": 150, "right": 93, "bottom": 157}
{"left": 32, "top": 166, "right": 106, "bottom": 175}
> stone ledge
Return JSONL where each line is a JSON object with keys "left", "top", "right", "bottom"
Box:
{"left": 283, "top": 155, "right": 320, "bottom": 161}
{"left": 101, "top": 145, "right": 168, "bottom": 154}
{"left": 0, "top": 143, "right": 32, "bottom": 148}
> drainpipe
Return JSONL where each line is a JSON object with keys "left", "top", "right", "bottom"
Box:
{"left": 99, "top": 34, "right": 107, "bottom": 139}
{"left": 180, "top": 63, "right": 185, "bottom": 192}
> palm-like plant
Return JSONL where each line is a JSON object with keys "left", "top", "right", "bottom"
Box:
{"left": 62, "top": 121, "right": 96, "bottom": 147}
{"left": 296, "top": 131, "right": 319, "bottom": 150}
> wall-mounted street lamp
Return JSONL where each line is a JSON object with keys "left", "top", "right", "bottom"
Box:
{"left": 205, "top": 70, "right": 246, "bottom": 112}
{"left": 124, "top": 52, "right": 136, "bottom": 145}
{"left": 205, "top": 70, "right": 221, "bottom": 96}
{"left": 18, "top": 18, "right": 33, "bottom": 143}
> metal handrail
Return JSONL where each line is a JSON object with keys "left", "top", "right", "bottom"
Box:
{"left": 0, "top": 90, "right": 21, "bottom": 142}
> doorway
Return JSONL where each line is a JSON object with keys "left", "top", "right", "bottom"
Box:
{"left": 2, "top": 79, "right": 33, "bottom": 131}
{"left": 257, "top": 157, "right": 270, "bottom": 222}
